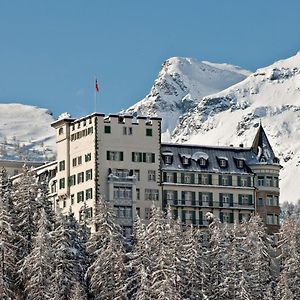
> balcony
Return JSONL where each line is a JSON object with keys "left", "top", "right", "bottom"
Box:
{"left": 108, "top": 173, "right": 137, "bottom": 184}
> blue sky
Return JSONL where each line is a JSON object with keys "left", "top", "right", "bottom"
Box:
{"left": 0, "top": 0, "right": 300, "bottom": 118}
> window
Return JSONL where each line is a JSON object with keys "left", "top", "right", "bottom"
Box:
{"left": 145, "top": 207, "right": 151, "bottom": 219}
{"left": 86, "top": 169, "right": 93, "bottom": 181}
{"left": 165, "top": 155, "right": 172, "bottom": 164}
{"left": 72, "top": 158, "right": 77, "bottom": 167}
{"left": 136, "top": 188, "right": 140, "bottom": 200}
{"left": 239, "top": 194, "right": 251, "bottom": 205}
{"left": 131, "top": 169, "right": 140, "bottom": 181}
{"left": 199, "top": 158, "right": 207, "bottom": 167}
{"left": 78, "top": 156, "right": 82, "bottom": 165}
{"left": 85, "top": 153, "right": 92, "bottom": 162}
{"left": 77, "top": 172, "right": 84, "bottom": 184}
{"left": 136, "top": 207, "right": 140, "bottom": 217}
{"left": 58, "top": 127, "right": 64, "bottom": 135}
{"left": 148, "top": 170, "right": 156, "bottom": 181}
{"left": 182, "top": 156, "right": 190, "bottom": 165}
{"left": 145, "top": 152, "right": 155, "bottom": 163}
{"left": 145, "top": 189, "right": 159, "bottom": 201}
{"left": 104, "top": 125, "right": 111, "bottom": 133}
{"left": 114, "top": 206, "right": 132, "bottom": 219}
{"left": 123, "top": 127, "right": 127, "bottom": 135}
{"left": 59, "top": 178, "right": 65, "bottom": 189}
{"left": 258, "top": 198, "right": 264, "bottom": 206}
{"left": 114, "top": 186, "right": 132, "bottom": 200}
{"left": 183, "top": 173, "right": 193, "bottom": 184}
{"left": 240, "top": 176, "right": 250, "bottom": 187}
{"left": 258, "top": 176, "right": 264, "bottom": 186}
{"left": 107, "top": 151, "right": 124, "bottom": 161}
{"left": 86, "top": 188, "right": 93, "bottom": 200}
{"left": 132, "top": 152, "right": 143, "bottom": 162}
{"left": 63, "top": 200, "right": 66, "bottom": 208}
{"left": 71, "top": 194, "right": 74, "bottom": 205}
{"left": 87, "top": 127, "right": 93, "bottom": 134}
{"left": 274, "top": 177, "right": 279, "bottom": 188}
{"left": 266, "top": 195, "right": 278, "bottom": 206}
{"left": 266, "top": 176, "right": 273, "bottom": 187}
{"left": 123, "top": 127, "right": 132, "bottom": 135}
{"left": 199, "top": 174, "right": 211, "bottom": 185}
{"left": 79, "top": 207, "right": 93, "bottom": 221}
{"left": 77, "top": 191, "right": 84, "bottom": 203}
{"left": 166, "top": 173, "right": 174, "bottom": 182}
{"left": 59, "top": 160, "right": 65, "bottom": 171}
{"left": 220, "top": 212, "right": 234, "bottom": 223}
{"left": 267, "top": 214, "right": 279, "bottom": 225}
{"left": 146, "top": 128, "right": 152, "bottom": 136}
{"left": 218, "top": 159, "right": 228, "bottom": 168}
{"left": 128, "top": 127, "right": 133, "bottom": 135}
{"left": 236, "top": 159, "right": 244, "bottom": 168}
{"left": 68, "top": 175, "right": 76, "bottom": 187}
{"left": 219, "top": 175, "right": 232, "bottom": 186}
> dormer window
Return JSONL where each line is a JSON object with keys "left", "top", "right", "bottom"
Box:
{"left": 217, "top": 157, "right": 228, "bottom": 168}
{"left": 235, "top": 159, "right": 244, "bottom": 169}
{"left": 199, "top": 157, "right": 207, "bottom": 167}
{"left": 165, "top": 156, "right": 172, "bottom": 164}
{"left": 182, "top": 157, "right": 189, "bottom": 165}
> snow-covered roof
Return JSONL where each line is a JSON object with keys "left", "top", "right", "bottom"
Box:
{"left": 192, "top": 151, "right": 209, "bottom": 161}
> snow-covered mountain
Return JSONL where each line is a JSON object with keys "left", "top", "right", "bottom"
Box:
{"left": 126, "top": 57, "right": 251, "bottom": 138}
{"left": 171, "top": 51, "right": 300, "bottom": 204}
{"left": 0, "top": 103, "right": 56, "bottom": 162}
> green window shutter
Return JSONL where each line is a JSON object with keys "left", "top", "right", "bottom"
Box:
{"left": 199, "top": 211, "right": 203, "bottom": 225}
{"left": 239, "top": 213, "right": 243, "bottom": 223}
{"left": 174, "top": 191, "right": 178, "bottom": 205}
{"left": 163, "top": 172, "right": 167, "bottom": 182}
{"left": 219, "top": 175, "right": 222, "bottom": 185}
{"left": 249, "top": 195, "right": 253, "bottom": 205}
{"left": 181, "top": 191, "right": 185, "bottom": 205}
{"left": 238, "top": 194, "right": 242, "bottom": 205}
{"left": 209, "top": 174, "right": 212, "bottom": 185}
{"left": 198, "top": 174, "right": 202, "bottom": 185}
{"left": 106, "top": 151, "right": 110, "bottom": 160}
{"left": 173, "top": 173, "right": 177, "bottom": 183}
{"left": 151, "top": 153, "right": 155, "bottom": 163}
{"left": 199, "top": 192, "right": 203, "bottom": 206}
{"left": 237, "top": 176, "right": 241, "bottom": 186}
{"left": 139, "top": 152, "right": 143, "bottom": 162}
{"left": 191, "top": 174, "right": 195, "bottom": 184}
{"left": 120, "top": 152, "right": 124, "bottom": 161}
{"left": 163, "top": 190, "right": 168, "bottom": 207}
{"left": 219, "top": 212, "right": 224, "bottom": 223}
{"left": 229, "top": 194, "right": 234, "bottom": 207}
{"left": 182, "top": 210, "right": 186, "bottom": 222}
{"left": 219, "top": 193, "right": 223, "bottom": 207}
{"left": 143, "top": 153, "right": 146, "bottom": 162}
{"left": 247, "top": 177, "right": 252, "bottom": 187}
{"left": 181, "top": 173, "right": 185, "bottom": 183}
{"left": 192, "top": 211, "right": 196, "bottom": 224}
{"left": 229, "top": 213, "right": 234, "bottom": 223}
{"left": 174, "top": 210, "right": 178, "bottom": 220}
{"left": 174, "top": 191, "right": 178, "bottom": 200}
{"left": 229, "top": 176, "right": 232, "bottom": 186}
{"left": 192, "top": 192, "right": 196, "bottom": 206}
{"left": 209, "top": 193, "right": 213, "bottom": 206}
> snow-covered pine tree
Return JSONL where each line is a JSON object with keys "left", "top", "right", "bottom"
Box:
{"left": 19, "top": 208, "right": 54, "bottom": 300}
{"left": 0, "top": 168, "right": 17, "bottom": 299}
{"left": 242, "top": 215, "right": 272, "bottom": 299}
{"left": 145, "top": 205, "right": 181, "bottom": 300}
{"left": 276, "top": 216, "right": 300, "bottom": 299}
{"left": 125, "top": 216, "right": 151, "bottom": 300}
{"left": 86, "top": 197, "right": 127, "bottom": 300}
{"left": 206, "top": 218, "right": 230, "bottom": 300}
{"left": 69, "top": 282, "right": 88, "bottom": 300}
{"left": 51, "top": 210, "right": 87, "bottom": 300}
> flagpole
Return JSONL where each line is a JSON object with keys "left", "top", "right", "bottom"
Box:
{"left": 94, "top": 75, "right": 97, "bottom": 113}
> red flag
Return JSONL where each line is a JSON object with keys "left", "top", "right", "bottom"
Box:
{"left": 95, "top": 79, "right": 99, "bottom": 92}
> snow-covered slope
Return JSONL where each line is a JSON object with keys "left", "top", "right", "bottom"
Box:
{"left": 0, "top": 103, "right": 56, "bottom": 161}
{"left": 126, "top": 57, "right": 251, "bottom": 138}
{"left": 172, "top": 51, "right": 300, "bottom": 203}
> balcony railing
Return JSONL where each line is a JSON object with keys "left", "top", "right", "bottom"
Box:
{"left": 165, "top": 199, "right": 254, "bottom": 210}
{"left": 108, "top": 174, "right": 137, "bottom": 183}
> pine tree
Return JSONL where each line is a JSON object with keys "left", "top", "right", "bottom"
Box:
{"left": 51, "top": 211, "right": 87, "bottom": 300}
{"left": 0, "top": 168, "right": 17, "bottom": 299}
{"left": 277, "top": 216, "right": 300, "bottom": 299}
{"left": 86, "top": 197, "right": 127, "bottom": 300}
{"left": 19, "top": 208, "right": 54, "bottom": 300}
{"left": 125, "top": 216, "right": 151, "bottom": 300}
